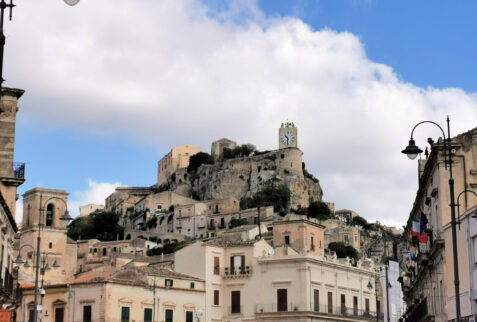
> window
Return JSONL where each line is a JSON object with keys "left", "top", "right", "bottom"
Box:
{"left": 230, "top": 255, "right": 245, "bottom": 274}
{"left": 277, "top": 289, "right": 288, "bottom": 312}
{"left": 327, "top": 292, "right": 332, "bottom": 314}
{"left": 215, "top": 205, "right": 219, "bottom": 213}
{"left": 319, "top": 240, "right": 322, "bottom": 249}
{"left": 55, "top": 307, "right": 64, "bottom": 322}
{"left": 314, "top": 290, "right": 319, "bottom": 311}
{"left": 186, "top": 311, "right": 193, "bottom": 322}
{"left": 188, "top": 208, "right": 191, "bottom": 216}
{"left": 343, "top": 234, "right": 349, "bottom": 244}
{"left": 165, "top": 279, "right": 173, "bottom": 288}
{"left": 214, "top": 256, "right": 220, "bottom": 274}
{"left": 220, "top": 217, "right": 225, "bottom": 227}
{"left": 365, "top": 298, "right": 370, "bottom": 314}
{"left": 190, "top": 282, "right": 195, "bottom": 289}
{"left": 93, "top": 248, "right": 97, "bottom": 253}
{"left": 121, "top": 306, "right": 130, "bottom": 322}
{"left": 29, "top": 309, "right": 34, "bottom": 322}
{"left": 49, "top": 242, "right": 53, "bottom": 249}
{"left": 83, "top": 305, "right": 92, "bottom": 322}
{"left": 214, "top": 290, "right": 219, "bottom": 305}
{"left": 311, "top": 236, "right": 315, "bottom": 250}
{"left": 353, "top": 296, "right": 358, "bottom": 316}
{"left": 144, "top": 308, "right": 152, "bottom": 322}
{"left": 165, "top": 309, "right": 173, "bottom": 322}
{"left": 341, "top": 294, "right": 346, "bottom": 314}
{"left": 46, "top": 204, "right": 54, "bottom": 226}
{"left": 284, "top": 235, "right": 290, "bottom": 245}
{"left": 89, "top": 248, "right": 92, "bottom": 253}
{"left": 231, "top": 291, "right": 241, "bottom": 314}
{"left": 102, "top": 248, "right": 107, "bottom": 256}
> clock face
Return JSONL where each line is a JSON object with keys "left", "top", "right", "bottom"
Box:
{"left": 281, "top": 132, "right": 295, "bottom": 145}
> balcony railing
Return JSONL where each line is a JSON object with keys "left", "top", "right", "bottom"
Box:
{"left": 13, "top": 162, "right": 25, "bottom": 179}
{"left": 222, "top": 266, "right": 252, "bottom": 278}
{"left": 208, "top": 224, "right": 216, "bottom": 230}
{"left": 255, "top": 303, "right": 383, "bottom": 321}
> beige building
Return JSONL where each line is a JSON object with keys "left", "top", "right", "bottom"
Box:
{"left": 211, "top": 138, "right": 237, "bottom": 160}
{"left": 17, "top": 266, "right": 205, "bottom": 322}
{"left": 104, "top": 186, "right": 152, "bottom": 214}
{"left": 19, "top": 188, "right": 77, "bottom": 285}
{"left": 0, "top": 88, "right": 25, "bottom": 309}
{"left": 175, "top": 216, "right": 382, "bottom": 321}
{"left": 335, "top": 209, "right": 359, "bottom": 224}
{"left": 401, "top": 127, "right": 477, "bottom": 321}
{"left": 157, "top": 144, "right": 201, "bottom": 185}
{"left": 79, "top": 204, "right": 104, "bottom": 217}
{"left": 325, "top": 225, "right": 361, "bottom": 251}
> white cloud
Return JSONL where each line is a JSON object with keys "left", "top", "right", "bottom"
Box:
{"left": 68, "top": 179, "right": 122, "bottom": 217}
{"left": 6, "top": 0, "right": 477, "bottom": 226}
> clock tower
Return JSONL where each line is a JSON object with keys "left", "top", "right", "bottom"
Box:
{"left": 279, "top": 122, "right": 298, "bottom": 149}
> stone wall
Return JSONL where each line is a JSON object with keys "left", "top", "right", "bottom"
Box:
{"left": 189, "top": 148, "right": 322, "bottom": 210}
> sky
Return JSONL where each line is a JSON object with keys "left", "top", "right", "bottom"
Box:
{"left": 6, "top": 0, "right": 477, "bottom": 227}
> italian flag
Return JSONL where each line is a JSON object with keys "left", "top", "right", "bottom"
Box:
{"left": 411, "top": 214, "right": 420, "bottom": 238}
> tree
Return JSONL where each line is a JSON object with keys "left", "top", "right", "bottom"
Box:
{"left": 146, "top": 241, "right": 187, "bottom": 256}
{"left": 240, "top": 181, "right": 290, "bottom": 216}
{"left": 328, "top": 242, "right": 358, "bottom": 260}
{"left": 229, "top": 217, "right": 248, "bottom": 229}
{"left": 222, "top": 144, "right": 256, "bottom": 160}
{"left": 308, "top": 201, "right": 331, "bottom": 221}
{"left": 350, "top": 215, "right": 368, "bottom": 227}
{"left": 187, "top": 152, "right": 214, "bottom": 173}
{"left": 67, "top": 211, "right": 124, "bottom": 241}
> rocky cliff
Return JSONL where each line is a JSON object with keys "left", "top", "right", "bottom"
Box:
{"left": 167, "top": 148, "right": 323, "bottom": 210}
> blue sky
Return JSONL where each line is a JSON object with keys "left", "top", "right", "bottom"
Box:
{"left": 9, "top": 0, "right": 477, "bottom": 224}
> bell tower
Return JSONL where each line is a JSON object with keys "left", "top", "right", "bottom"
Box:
{"left": 19, "top": 188, "right": 76, "bottom": 284}
{"left": 279, "top": 122, "right": 298, "bottom": 149}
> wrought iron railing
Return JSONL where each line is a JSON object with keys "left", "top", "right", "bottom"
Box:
{"left": 222, "top": 266, "right": 252, "bottom": 277}
{"left": 13, "top": 162, "right": 25, "bottom": 179}
{"left": 255, "top": 302, "right": 384, "bottom": 321}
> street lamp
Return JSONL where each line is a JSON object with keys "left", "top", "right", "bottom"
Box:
{"left": 14, "top": 248, "right": 61, "bottom": 322}
{"left": 145, "top": 276, "right": 158, "bottom": 322}
{"left": 367, "top": 277, "right": 379, "bottom": 322}
{"left": 402, "top": 116, "right": 461, "bottom": 321}
{"left": 455, "top": 189, "right": 477, "bottom": 228}
{"left": 64, "top": 0, "right": 80, "bottom": 6}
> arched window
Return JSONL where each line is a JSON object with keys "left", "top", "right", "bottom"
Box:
{"left": 46, "top": 204, "right": 54, "bottom": 227}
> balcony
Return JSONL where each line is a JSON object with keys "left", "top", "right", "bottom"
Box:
{"left": 222, "top": 266, "right": 252, "bottom": 278}
{"left": 13, "top": 162, "right": 25, "bottom": 179}
{"left": 255, "top": 303, "right": 383, "bottom": 321}
{"left": 208, "top": 224, "right": 216, "bottom": 230}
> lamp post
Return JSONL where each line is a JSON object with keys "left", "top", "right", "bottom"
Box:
{"left": 145, "top": 276, "right": 157, "bottom": 322}
{"left": 455, "top": 190, "right": 477, "bottom": 224}
{"left": 0, "top": 0, "right": 14, "bottom": 113}
{"left": 14, "top": 248, "right": 62, "bottom": 322}
{"left": 367, "top": 277, "right": 379, "bottom": 322}
{"left": 402, "top": 116, "right": 461, "bottom": 321}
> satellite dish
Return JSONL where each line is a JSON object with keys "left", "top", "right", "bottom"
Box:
{"left": 64, "top": 0, "right": 80, "bottom": 6}
{"left": 268, "top": 248, "right": 275, "bottom": 256}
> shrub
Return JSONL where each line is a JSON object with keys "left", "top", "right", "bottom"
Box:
{"left": 327, "top": 242, "right": 358, "bottom": 260}
{"left": 187, "top": 152, "right": 214, "bottom": 173}
{"left": 229, "top": 217, "right": 248, "bottom": 229}
{"left": 308, "top": 201, "right": 331, "bottom": 221}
